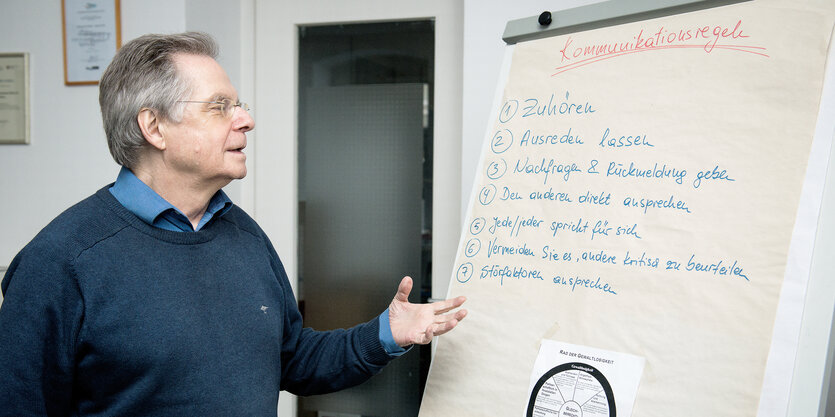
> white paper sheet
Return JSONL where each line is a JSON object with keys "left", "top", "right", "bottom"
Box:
{"left": 526, "top": 340, "right": 644, "bottom": 417}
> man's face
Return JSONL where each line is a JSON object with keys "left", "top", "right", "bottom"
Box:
{"left": 161, "top": 53, "right": 254, "bottom": 189}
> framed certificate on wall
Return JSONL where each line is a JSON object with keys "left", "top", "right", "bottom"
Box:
{"left": 0, "top": 53, "right": 29, "bottom": 144}
{"left": 61, "top": 0, "right": 121, "bottom": 85}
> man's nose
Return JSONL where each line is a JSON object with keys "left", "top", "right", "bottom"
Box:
{"left": 234, "top": 107, "right": 254, "bottom": 132}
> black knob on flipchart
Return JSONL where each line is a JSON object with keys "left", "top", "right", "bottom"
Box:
{"left": 538, "top": 11, "right": 552, "bottom": 26}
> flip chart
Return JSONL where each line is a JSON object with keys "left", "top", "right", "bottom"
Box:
{"left": 421, "top": 2, "right": 835, "bottom": 416}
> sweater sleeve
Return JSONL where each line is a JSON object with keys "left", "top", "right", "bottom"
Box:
{"left": 0, "top": 243, "right": 84, "bottom": 416}
{"left": 260, "top": 236, "right": 395, "bottom": 396}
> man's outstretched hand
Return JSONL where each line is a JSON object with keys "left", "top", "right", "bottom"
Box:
{"left": 388, "top": 276, "right": 467, "bottom": 347}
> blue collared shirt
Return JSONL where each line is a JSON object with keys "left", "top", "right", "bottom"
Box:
{"left": 109, "top": 167, "right": 406, "bottom": 356}
{"left": 109, "top": 167, "right": 232, "bottom": 232}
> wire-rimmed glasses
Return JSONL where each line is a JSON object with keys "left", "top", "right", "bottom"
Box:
{"left": 177, "top": 98, "right": 250, "bottom": 118}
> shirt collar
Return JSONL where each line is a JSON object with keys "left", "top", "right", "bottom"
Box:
{"left": 109, "top": 166, "right": 233, "bottom": 231}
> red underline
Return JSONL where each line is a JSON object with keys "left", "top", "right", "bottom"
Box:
{"left": 552, "top": 44, "right": 768, "bottom": 76}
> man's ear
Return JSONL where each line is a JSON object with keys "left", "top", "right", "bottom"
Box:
{"left": 137, "top": 108, "right": 166, "bottom": 151}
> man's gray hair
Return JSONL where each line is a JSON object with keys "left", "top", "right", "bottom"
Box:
{"left": 99, "top": 32, "right": 218, "bottom": 168}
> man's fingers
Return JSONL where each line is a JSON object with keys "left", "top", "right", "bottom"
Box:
{"left": 409, "top": 309, "right": 468, "bottom": 345}
{"left": 429, "top": 318, "right": 461, "bottom": 338}
{"left": 453, "top": 308, "right": 468, "bottom": 322}
{"left": 395, "top": 276, "right": 412, "bottom": 303}
{"left": 393, "top": 279, "right": 466, "bottom": 346}
{"left": 423, "top": 325, "right": 434, "bottom": 344}
{"left": 430, "top": 310, "right": 468, "bottom": 335}
{"left": 432, "top": 296, "right": 467, "bottom": 314}
{"left": 433, "top": 309, "right": 468, "bottom": 326}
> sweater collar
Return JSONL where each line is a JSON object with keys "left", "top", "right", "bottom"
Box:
{"left": 109, "top": 166, "right": 232, "bottom": 232}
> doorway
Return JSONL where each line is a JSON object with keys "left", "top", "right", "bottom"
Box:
{"left": 297, "top": 20, "right": 434, "bottom": 417}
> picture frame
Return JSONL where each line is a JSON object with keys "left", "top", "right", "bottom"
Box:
{"left": 61, "top": 0, "right": 121, "bottom": 85}
{"left": 0, "top": 53, "right": 30, "bottom": 145}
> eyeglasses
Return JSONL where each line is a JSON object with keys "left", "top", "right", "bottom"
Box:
{"left": 177, "top": 98, "right": 250, "bottom": 118}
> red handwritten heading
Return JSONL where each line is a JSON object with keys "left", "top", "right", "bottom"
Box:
{"left": 553, "top": 20, "right": 766, "bottom": 75}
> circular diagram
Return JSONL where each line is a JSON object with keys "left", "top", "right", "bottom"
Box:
{"left": 526, "top": 362, "right": 615, "bottom": 417}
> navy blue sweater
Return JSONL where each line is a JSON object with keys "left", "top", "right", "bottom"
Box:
{"left": 0, "top": 186, "right": 392, "bottom": 416}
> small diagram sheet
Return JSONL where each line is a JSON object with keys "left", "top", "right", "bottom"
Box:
{"left": 526, "top": 340, "right": 644, "bottom": 417}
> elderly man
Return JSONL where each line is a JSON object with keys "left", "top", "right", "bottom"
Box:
{"left": 0, "top": 32, "right": 466, "bottom": 416}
